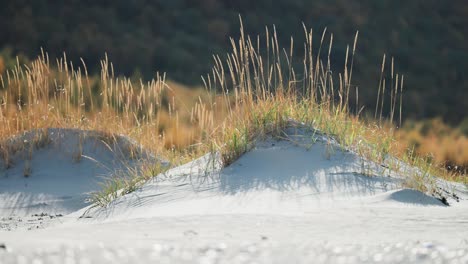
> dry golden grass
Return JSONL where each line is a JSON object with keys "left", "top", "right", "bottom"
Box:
{"left": 396, "top": 118, "right": 468, "bottom": 174}
{"left": 0, "top": 52, "right": 212, "bottom": 165}
{"left": 0, "top": 57, "right": 5, "bottom": 75}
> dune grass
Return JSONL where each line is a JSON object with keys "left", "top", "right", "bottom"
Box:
{"left": 192, "top": 19, "right": 466, "bottom": 194}
{"left": 90, "top": 161, "right": 169, "bottom": 207}
{"left": 0, "top": 19, "right": 466, "bottom": 206}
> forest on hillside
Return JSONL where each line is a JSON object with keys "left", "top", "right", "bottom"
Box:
{"left": 1, "top": 0, "right": 467, "bottom": 125}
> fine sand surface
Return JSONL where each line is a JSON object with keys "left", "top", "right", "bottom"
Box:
{"left": 1, "top": 126, "right": 467, "bottom": 263}
{"left": 0, "top": 128, "right": 155, "bottom": 226}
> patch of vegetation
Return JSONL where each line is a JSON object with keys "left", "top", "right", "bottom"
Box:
{"left": 90, "top": 161, "right": 169, "bottom": 207}
{"left": 0, "top": 128, "right": 52, "bottom": 170}
{"left": 397, "top": 118, "right": 468, "bottom": 175}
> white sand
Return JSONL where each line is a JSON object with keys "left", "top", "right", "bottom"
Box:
{"left": 1, "top": 126, "right": 467, "bottom": 263}
{"left": 0, "top": 128, "right": 155, "bottom": 218}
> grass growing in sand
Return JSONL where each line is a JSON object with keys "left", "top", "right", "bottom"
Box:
{"left": 0, "top": 19, "right": 466, "bottom": 206}
{"left": 90, "top": 161, "right": 169, "bottom": 207}
{"left": 195, "top": 20, "right": 466, "bottom": 192}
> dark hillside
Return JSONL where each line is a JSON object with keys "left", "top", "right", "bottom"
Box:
{"left": 1, "top": 0, "right": 467, "bottom": 123}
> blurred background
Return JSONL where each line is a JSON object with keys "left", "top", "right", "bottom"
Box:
{"left": 0, "top": 0, "right": 467, "bottom": 173}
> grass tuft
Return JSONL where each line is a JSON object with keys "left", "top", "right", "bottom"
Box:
{"left": 90, "top": 161, "right": 169, "bottom": 207}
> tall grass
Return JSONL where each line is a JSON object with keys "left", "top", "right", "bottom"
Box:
{"left": 195, "top": 20, "right": 397, "bottom": 167}
{"left": 0, "top": 51, "right": 210, "bottom": 159}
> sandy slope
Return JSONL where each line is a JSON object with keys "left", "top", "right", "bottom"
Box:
{"left": 0, "top": 128, "right": 155, "bottom": 222}
{"left": 0, "top": 126, "right": 467, "bottom": 263}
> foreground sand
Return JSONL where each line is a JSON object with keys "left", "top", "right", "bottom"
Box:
{"left": 1, "top": 127, "right": 467, "bottom": 263}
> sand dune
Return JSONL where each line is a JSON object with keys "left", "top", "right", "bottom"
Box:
{"left": 1, "top": 127, "right": 467, "bottom": 263}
